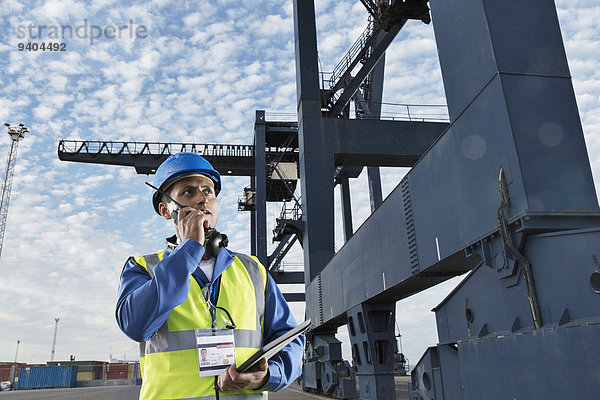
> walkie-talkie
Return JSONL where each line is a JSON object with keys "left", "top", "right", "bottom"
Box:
{"left": 145, "top": 182, "right": 229, "bottom": 258}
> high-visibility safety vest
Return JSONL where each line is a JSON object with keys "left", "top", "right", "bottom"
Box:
{"left": 132, "top": 251, "right": 269, "bottom": 400}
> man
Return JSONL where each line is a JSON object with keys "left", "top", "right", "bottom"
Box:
{"left": 116, "top": 152, "right": 304, "bottom": 399}
{"left": 200, "top": 348, "right": 210, "bottom": 366}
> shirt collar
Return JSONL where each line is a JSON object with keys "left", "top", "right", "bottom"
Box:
{"left": 164, "top": 236, "right": 236, "bottom": 283}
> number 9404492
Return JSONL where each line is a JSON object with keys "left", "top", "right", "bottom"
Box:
{"left": 18, "top": 42, "right": 66, "bottom": 51}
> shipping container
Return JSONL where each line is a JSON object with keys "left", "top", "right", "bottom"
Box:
{"left": 0, "top": 365, "right": 11, "bottom": 382}
{"left": 47, "top": 360, "right": 105, "bottom": 380}
{"left": 127, "top": 363, "right": 135, "bottom": 379}
{"left": 0, "top": 363, "right": 27, "bottom": 381}
{"left": 76, "top": 371, "right": 94, "bottom": 381}
{"left": 106, "top": 363, "right": 128, "bottom": 380}
{"left": 17, "top": 366, "right": 77, "bottom": 390}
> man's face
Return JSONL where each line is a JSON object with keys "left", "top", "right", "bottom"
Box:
{"left": 159, "top": 175, "right": 219, "bottom": 228}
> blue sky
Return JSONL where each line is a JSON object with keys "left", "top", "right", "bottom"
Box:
{"left": 0, "top": 0, "right": 598, "bottom": 368}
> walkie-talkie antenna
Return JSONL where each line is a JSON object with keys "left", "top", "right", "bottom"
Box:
{"left": 145, "top": 182, "right": 184, "bottom": 209}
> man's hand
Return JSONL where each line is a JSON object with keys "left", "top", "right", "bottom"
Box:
{"left": 176, "top": 206, "right": 209, "bottom": 245}
{"left": 218, "top": 357, "right": 269, "bottom": 392}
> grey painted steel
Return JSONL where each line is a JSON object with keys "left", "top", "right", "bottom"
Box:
{"left": 296, "top": 0, "right": 600, "bottom": 398}
{"left": 367, "top": 167, "right": 383, "bottom": 212}
{"left": 250, "top": 178, "right": 257, "bottom": 256}
{"left": 268, "top": 236, "right": 299, "bottom": 273}
{"left": 293, "top": 1, "right": 445, "bottom": 398}
{"left": 411, "top": 318, "right": 600, "bottom": 399}
{"left": 253, "top": 111, "right": 268, "bottom": 266}
{"left": 271, "top": 271, "right": 304, "bottom": 285}
{"left": 294, "top": 0, "right": 335, "bottom": 284}
{"left": 58, "top": 119, "right": 447, "bottom": 171}
{"left": 347, "top": 303, "right": 396, "bottom": 399}
{"left": 282, "top": 293, "right": 306, "bottom": 302}
{"left": 340, "top": 177, "right": 353, "bottom": 242}
{"left": 57, "top": 140, "right": 255, "bottom": 175}
{"left": 434, "top": 227, "right": 600, "bottom": 344}
{"left": 293, "top": 0, "right": 446, "bottom": 284}
{"left": 416, "top": 0, "right": 600, "bottom": 399}
{"left": 409, "top": 345, "right": 460, "bottom": 400}
{"left": 365, "top": 42, "right": 385, "bottom": 212}
{"left": 301, "top": 333, "right": 357, "bottom": 398}
{"left": 305, "top": 0, "right": 599, "bottom": 329}
{"left": 267, "top": 234, "right": 294, "bottom": 270}
{"left": 457, "top": 320, "right": 600, "bottom": 399}
{"left": 328, "top": 118, "right": 447, "bottom": 167}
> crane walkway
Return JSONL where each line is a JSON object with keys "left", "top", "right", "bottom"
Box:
{"left": 57, "top": 139, "right": 297, "bottom": 177}
{"left": 58, "top": 140, "right": 255, "bottom": 159}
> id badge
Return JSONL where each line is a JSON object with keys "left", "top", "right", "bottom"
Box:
{"left": 195, "top": 328, "right": 236, "bottom": 377}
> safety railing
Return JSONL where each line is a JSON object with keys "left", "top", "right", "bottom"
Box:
{"left": 58, "top": 140, "right": 255, "bottom": 158}
{"left": 267, "top": 102, "right": 450, "bottom": 123}
{"left": 327, "top": 18, "right": 376, "bottom": 92}
{"left": 264, "top": 112, "right": 299, "bottom": 123}
{"left": 278, "top": 200, "right": 302, "bottom": 221}
{"left": 278, "top": 261, "right": 304, "bottom": 272}
{"left": 372, "top": 103, "right": 449, "bottom": 122}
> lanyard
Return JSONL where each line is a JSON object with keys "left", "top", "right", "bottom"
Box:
{"left": 202, "top": 283, "right": 217, "bottom": 328}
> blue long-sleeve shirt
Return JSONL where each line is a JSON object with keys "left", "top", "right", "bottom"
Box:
{"left": 116, "top": 238, "right": 304, "bottom": 392}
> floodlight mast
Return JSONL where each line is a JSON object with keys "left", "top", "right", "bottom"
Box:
{"left": 0, "top": 123, "right": 28, "bottom": 260}
{"left": 50, "top": 318, "right": 59, "bottom": 361}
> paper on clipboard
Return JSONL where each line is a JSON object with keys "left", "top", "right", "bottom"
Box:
{"left": 236, "top": 319, "right": 311, "bottom": 373}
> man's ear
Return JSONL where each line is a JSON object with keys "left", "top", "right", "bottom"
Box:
{"left": 158, "top": 202, "right": 172, "bottom": 220}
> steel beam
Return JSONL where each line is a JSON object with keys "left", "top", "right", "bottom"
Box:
{"left": 283, "top": 293, "right": 306, "bottom": 302}
{"left": 268, "top": 234, "right": 293, "bottom": 268}
{"left": 272, "top": 271, "right": 305, "bottom": 285}
{"left": 268, "top": 235, "right": 298, "bottom": 272}
{"left": 365, "top": 40, "right": 386, "bottom": 211}
{"left": 253, "top": 111, "right": 268, "bottom": 266}
{"left": 340, "top": 176, "right": 354, "bottom": 242}
{"left": 367, "top": 167, "right": 383, "bottom": 212}
{"left": 58, "top": 150, "right": 255, "bottom": 176}
{"left": 294, "top": 0, "right": 335, "bottom": 283}
{"left": 250, "top": 177, "right": 257, "bottom": 256}
{"left": 330, "top": 119, "right": 447, "bottom": 167}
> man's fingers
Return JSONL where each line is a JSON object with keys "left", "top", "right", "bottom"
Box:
{"left": 181, "top": 207, "right": 203, "bottom": 219}
{"left": 218, "top": 361, "right": 268, "bottom": 392}
{"left": 257, "top": 357, "right": 268, "bottom": 370}
{"left": 176, "top": 207, "right": 208, "bottom": 243}
{"left": 246, "top": 357, "right": 267, "bottom": 373}
{"left": 218, "top": 367, "right": 228, "bottom": 390}
{"left": 219, "top": 366, "right": 241, "bottom": 391}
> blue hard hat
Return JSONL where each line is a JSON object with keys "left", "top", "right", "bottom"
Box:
{"left": 151, "top": 152, "right": 221, "bottom": 214}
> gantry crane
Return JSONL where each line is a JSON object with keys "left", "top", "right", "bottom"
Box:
{"left": 57, "top": 119, "right": 306, "bottom": 302}
{"left": 56, "top": 0, "right": 600, "bottom": 398}
{"left": 0, "top": 123, "right": 28, "bottom": 260}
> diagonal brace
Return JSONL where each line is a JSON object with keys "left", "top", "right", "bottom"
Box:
{"left": 328, "top": 20, "right": 406, "bottom": 117}
{"left": 268, "top": 234, "right": 299, "bottom": 272}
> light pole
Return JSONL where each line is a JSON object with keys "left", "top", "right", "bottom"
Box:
{"left": 50, "top": 318, "right": 59, "bottom": 361}
{"left": 0, "top": 123, "right": 28, "bottom": 260}
{"left": 13, "top": 339, "right": 20, "bottom": 364}
{"left": 10, "top": 340, "right": 20, "bottom": 387}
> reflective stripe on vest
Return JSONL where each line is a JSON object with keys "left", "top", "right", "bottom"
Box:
{"left": 173, "top": 394, "right": 268, "bottom": 400}
{"left": 133, "top": 250, "right": 268, "bottom": 400}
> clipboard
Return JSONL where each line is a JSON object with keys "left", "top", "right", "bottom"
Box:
{"left": 236, "top": 319, "right": 312, "bottom": 373}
